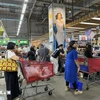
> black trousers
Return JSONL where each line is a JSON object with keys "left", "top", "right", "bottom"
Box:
{"left": 58, "top": 56, "right": 64, "bottom": 72}
{"left": 66, "top": 81, "right": 77, "bottom": 90}
{"left": 5, "top": 71, "right": 20, "bottom": 100}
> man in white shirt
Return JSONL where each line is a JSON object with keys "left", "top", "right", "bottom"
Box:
{"left": 23, "top": 46, "right": 28, "bottom": 53}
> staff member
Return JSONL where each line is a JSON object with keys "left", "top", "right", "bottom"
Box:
{"left": 50, "top": 44, "right": 64, "bottom": 75}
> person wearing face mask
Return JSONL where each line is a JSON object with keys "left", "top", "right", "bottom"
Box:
{"left": 65, "top": 41, "right": 83, "bottom": 95}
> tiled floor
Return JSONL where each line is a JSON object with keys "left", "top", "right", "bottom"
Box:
{"left": 1, "top": 75, "right": 100, "bottom": 100}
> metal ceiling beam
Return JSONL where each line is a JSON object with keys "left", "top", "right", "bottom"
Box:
{"left": 37, "top": 0, "right": 51, "bottom": 3}
{"left": 0, "top": 2, "right": 22, "bottom": 8}
{"left": 0, "top": 7, "right": 29, "bottom": 14}
{"left": 68, "top": 0, "right": 100, "bottom": 18}
{"left": 28, "top": 0, "right": 37, "bottom": 20}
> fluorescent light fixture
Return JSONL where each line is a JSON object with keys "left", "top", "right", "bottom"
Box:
{"left": 92, "top": 17, "right": 100, "bottom": 20}
{"left": 68, "top": 27, "right": 85, "bottom": 30}
{"left": 22, "top": 3, "right": 27, "bottom": 14}
{"left": 9, "top": 36, "right": 16, "bottom": 37}
{"left": 20, "top": 14, "right": 24, "bottom": 21}
{"left": 17, "top": 30, "right": 20, "bottom": 36}
{"left": 19, "top": 21, "right": 22, "bottom": 26}
{"left": 1, "top": 18, "right": 19, "bottom": 21}
{"left": 17, "top": 0, "right": 28, "bottom": 36}
{"left": 25, "top": 0, "right": 29, "bottom": 2}
{"left": 80, "top": 22, "right": 99, "bottom": 25}
{"left": 18, "top": 25, "right": 21, "bottom": 29}
{"left": 69, "top": 11, "right": 71, "bottom": 13}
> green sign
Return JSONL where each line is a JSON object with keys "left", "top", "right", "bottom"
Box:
{"left": 0, "top": 39, "right": 29, "bottom": 45}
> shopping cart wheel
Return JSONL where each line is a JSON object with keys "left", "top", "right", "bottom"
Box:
{"left": 44, "top": 86, "right": 48, "bottom": 91}
{"left": 48, "top": 91, "right": 52, "bottom": 96}
{"left": 86, "top": 87, "right": 89, "bottom": 90}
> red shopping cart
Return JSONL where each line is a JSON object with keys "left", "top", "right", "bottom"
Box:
{"left": 78, "top": 57, "right": 100, "bottom": 90}
{"left": 19, "top": 59, "right": 54, "bottom": 100}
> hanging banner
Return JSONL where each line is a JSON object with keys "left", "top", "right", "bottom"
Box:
{"left": 0, "top": 26, "right": 4, "bottom": 36}
{"left": 79, "top": 35, "right": 87, "bottom": 41}
{"left": 48, "top": 3, "right": 66, "bottom": 50}
{"left": 48, "top": 4, "right": 53, "bottom": 42}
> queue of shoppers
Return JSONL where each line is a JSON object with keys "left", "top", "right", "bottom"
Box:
{"left": 1, "top": 40, "right": 96, "bottom": 100}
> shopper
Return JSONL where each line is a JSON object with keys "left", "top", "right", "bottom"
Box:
{"left": 84, "top": 44, "right": 93, "bottom": 58}
{"left": 27, "top": 46, "right": 36, "bottom": 60}
{"left": 65, "top": 41, "right": 83, "bottom": 95}
{"left": 5, "top": 42, "right": 20, "bottom": 100}
{"left": 36, "top": 46, "right": 39, "bottom": 59}
{"left": 23, "top": 46, "right": 28, "bottom": 53}
{"left": 50, "top": 44, "right": 64, "bottom": 75}
{"left": 58, "top": 48, "right": 65, "bottom": 73}
{"left": 38, "top": 44, "right": 49, "bottom": 62}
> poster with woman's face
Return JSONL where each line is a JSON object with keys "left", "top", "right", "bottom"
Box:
{"left": 53, "top": 7, "right": 65, "bottom": 26}
{"left": 48, "top": 4, "right": 66, "bottom": 50}
{"left": 53, "top": 6, "right": 66, "bottom": 46}
{"left": 48, "top": 4, "right": 66, "bottom": 43}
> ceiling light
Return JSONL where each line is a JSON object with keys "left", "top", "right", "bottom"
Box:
{"left": 17, "top": 29, "right": 20, "bottom": 36}
{"left": 80, "top": 22, "right": 99, "bottom": 25}
{"left": 9, "top": 36, "right": 16, "bottom": 37}
{"left": 20, "top": 14, "right": 24, "bottom": 21}
{"left": 22, "top": 3, "right": 27, "bottom": 14}
{"left": 25, "top": 0, "right": 29, "bottom": 2}
{"left": 18, "top": 25, "right": 21, "bottom": 29}
{"left": 68, "top": 27, "right": 85, "bottom": 29}
{"left": 69, "top": 11, "right": 71, "bottom": 13}
{"left": 19, "top": 21, "right": 22, "bottom": 26}
{"left": 92, "top": 17, "right": 100, "bottom": 20}
{"left": 17, "top": 0, "right": 28, "bottom": 36}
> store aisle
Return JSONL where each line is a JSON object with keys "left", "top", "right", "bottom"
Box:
{"left": 1, "top": 75, "right": 100, "bottom": 100}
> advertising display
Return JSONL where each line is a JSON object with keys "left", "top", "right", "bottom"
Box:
{"left": 48, "top": 4, "right": 53, "bottom": 42}
{"left": 0, "top": 26, "right": 4, "bottom": 36}
{"left": 79, "top": 35, "right": 87, "bottom": 41}
{"left": 0, "top": 40, "right": 28, "bottom": 45}
{"left": 66, "top": 38, "right": 70, "bottom": 43}
{"left": 85, "top": 29, "right": 95, "bottom": 40}
{"left": 48, "top": 4, "right": 66, "bottom": 50}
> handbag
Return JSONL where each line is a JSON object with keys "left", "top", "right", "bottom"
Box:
{"left": 0, "top": 51, "right": 18, "bottom": 72}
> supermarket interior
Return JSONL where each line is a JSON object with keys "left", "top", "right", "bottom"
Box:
{"left": 1, "top": 0, "right": 100, "bottom": 100}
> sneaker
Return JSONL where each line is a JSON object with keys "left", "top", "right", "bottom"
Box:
{"left": 55, "top": 73, "right": 60, "bottom": 76}
{"left": 65, "top": 86, "right": 69, "bottom": 92}
{"left": 14, "top": 97, "right": 20, "bottom": 100}
{"left": 78, "top": 90, "right": 83, "bottom": 94}
{"left": 55, "top": 72, "right": 61, "bottom": 76}
{"left": 74, "top": 90, "right": 83, "bottom": 95}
